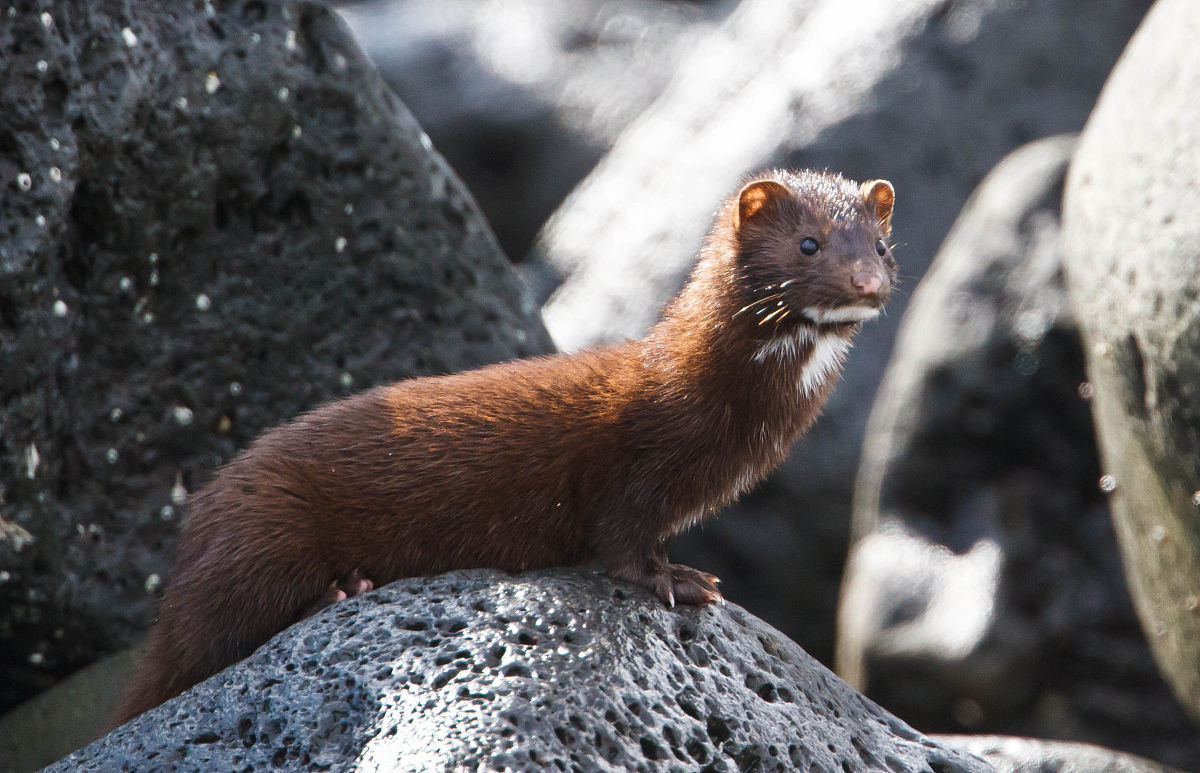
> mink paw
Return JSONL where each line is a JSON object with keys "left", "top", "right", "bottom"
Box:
{"left": 301, "top": 569, "right": 375, "bottom": 619}
{"left": 610, "top": 562, "right": 723, "bottom": 608}
{"left": 666, "top": 564, "right": 723, "bottom": 607}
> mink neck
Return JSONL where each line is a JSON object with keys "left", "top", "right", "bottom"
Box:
{"left": 639, "top": 252, "right": 856, "bottom": 425}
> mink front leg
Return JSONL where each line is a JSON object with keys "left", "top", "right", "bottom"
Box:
{"left": 606, "top": 540, "right": 723, "bottom": 608}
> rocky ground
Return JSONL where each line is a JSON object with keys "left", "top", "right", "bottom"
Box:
{"left": 47, "top": 570, "right": 997, "bottom": 773}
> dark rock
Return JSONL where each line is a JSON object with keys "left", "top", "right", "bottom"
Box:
{"left": 0, "top": 0, "right": 550, "bottom": 714}
{"left": 1062, "top": 0, "right": 1200, "bottom": 724}
{"left": 938, "top": 736, "right": 1179, "bottom": 773}
{"left": 336, "top": 0, "right": 730, "bottom": 258}
{"left": 48, "top": 570, "right": 993, "bottom": 772}
{"left": 839, "top": 137, "right": 1200, "bottom": 769}
{"left": 527, "top": 0, "right": 1152, "bottom": 662}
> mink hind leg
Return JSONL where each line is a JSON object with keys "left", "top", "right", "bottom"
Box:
{"left": 298, "top": 568, "right": 375, "bottom": 619}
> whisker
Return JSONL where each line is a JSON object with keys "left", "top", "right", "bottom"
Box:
{"left": 732, "top": 292, "right": 783, "bottom": 318}
{"left": 758, "top": 306, "right": 789, "bottom": 326}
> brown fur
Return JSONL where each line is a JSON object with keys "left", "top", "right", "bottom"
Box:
{"left": 113, "top": 169, "right": 897, "bottom": 725}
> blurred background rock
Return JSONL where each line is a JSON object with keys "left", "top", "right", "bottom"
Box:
{"left": 337, "top": 0, "right": 734, "bottom": 259}
{"left": 839, "top": 135, "right": 1199, "bottom": 766}
{"left": 1061, "top": 0, "right": 1200, "bottom": 737}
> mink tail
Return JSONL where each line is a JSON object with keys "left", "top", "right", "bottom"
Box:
{"left": 109, "top": 616, "right": 207, "bottom": 729}
{"left": 108, "top": 533, "right": 330, "bottom": 730}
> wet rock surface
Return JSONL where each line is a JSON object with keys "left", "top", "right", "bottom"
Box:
{"left": 839, "top": 137, "right": 1200, "bottom": 769}
{"left": 0, "top": 0, "right": 549, "bottom": 713}
{"left": 1062, "top": 0, "right": 1200, "bottom": 724}
{"left": 50, "top": 570, "right": 994, "bottom": 773}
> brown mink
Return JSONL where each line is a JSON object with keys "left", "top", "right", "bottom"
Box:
{"left": 113, "top": 169, "right": 897, "bottom": 725}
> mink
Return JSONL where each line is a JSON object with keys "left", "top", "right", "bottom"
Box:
{"left": 113, "top": 168, "right": 897, "bottom": 725}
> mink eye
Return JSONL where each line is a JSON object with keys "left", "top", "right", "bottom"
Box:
{"left": 799, "top": 238, "right": 819, "bottom": 256}
{"left": 875, "top": 239, "right": 887, "bottom": 256}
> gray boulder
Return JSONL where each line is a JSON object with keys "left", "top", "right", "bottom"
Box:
{"left": 525, "top": 0, "right": 1152, "bottom": 658}
{"left": 1062, "top": 0, "right": 1200, "bottom": 723}
{"left": 839, "top": 137, "right": 1200, "bottom": 768}
{"left": 49, "top": 570, "right": 994, "bottom": 773}
{"left": 336, "top": 0, "right": 730, "bottom": 256}
{"left": 0, "top": 0, "right": 550, "bottom": 714}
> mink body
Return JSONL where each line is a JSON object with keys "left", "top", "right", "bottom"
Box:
{"left": 114, "top": 169, "right": 897, "bottom": 724}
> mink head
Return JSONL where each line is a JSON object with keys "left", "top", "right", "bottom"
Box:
{"left": 730, "top": 169, "right": 897, "bottom": 333}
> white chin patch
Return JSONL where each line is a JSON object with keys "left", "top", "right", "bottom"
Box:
{"left": 799, "top": 334, "right": 851, "bottom": 396}
{"left": 753, "top": 326, "right": 816, "bottom": 363}
{"left": 802, "top": 305, "right": 881, "bottom": 324}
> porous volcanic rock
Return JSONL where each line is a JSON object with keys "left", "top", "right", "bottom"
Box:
{"left": 48, "top": 570, "right": 994, "bottom": 773}
{"left": 1062, "top": 0, "right": 1200, "bottom": 723}
{"left": 839, "top": 137, "right": 1200, "bottom": 769}
{"left": 0, "top": 0, "right": 550, "bottom": 713}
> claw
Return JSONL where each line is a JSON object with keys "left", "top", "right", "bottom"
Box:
{"left": 298, "top": 569, "right": 376, "bottom": 620}
{"left": 610, "top": 561, "right": 721, "bottom": 609}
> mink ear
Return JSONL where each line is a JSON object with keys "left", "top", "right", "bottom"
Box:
{"left": 733, "top": 180, "right": 791, "bottom": 231}
{"left": 860, "top": 179, "right": 895, "bottom": 236}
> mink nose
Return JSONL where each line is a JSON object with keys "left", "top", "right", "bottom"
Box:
{"left": 852, "top": 271, "right": 884, "bottom": 298}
